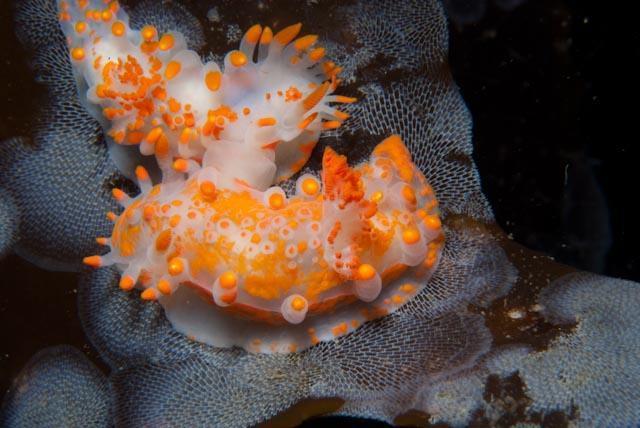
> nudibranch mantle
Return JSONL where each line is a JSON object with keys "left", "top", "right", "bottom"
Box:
{"left": 66, "top": 0, "right": 445, "bottom": 353}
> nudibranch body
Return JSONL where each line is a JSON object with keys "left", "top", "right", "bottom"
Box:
{"left": 68, "top": 0, "right": 445, "bottom": 353}
{"left": 58, "top": 0, "right": 349, "bottom": 186}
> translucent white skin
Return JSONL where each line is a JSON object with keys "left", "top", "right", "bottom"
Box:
{"left": 59, "top": 0, "right": 347, "bottom": 188}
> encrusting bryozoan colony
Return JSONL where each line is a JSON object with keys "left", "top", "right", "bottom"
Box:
{"left": 65, "top": 0, "right": 444, "bottom": 353}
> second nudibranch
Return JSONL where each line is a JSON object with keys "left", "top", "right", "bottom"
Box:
{"left": 85, "top": 135, "right": 444, "bottom": 353}
{"left": 58, "top": 0, "right": 351, "bottom": 188}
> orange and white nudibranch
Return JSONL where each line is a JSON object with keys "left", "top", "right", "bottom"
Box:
{"left": 84, "top": 135, "right": 444, "bottom": 353}
{"left": 58, "top": 0, "right": 351, "bottom": 187}
{"left": 65, "top": 2, "right": 444, "bottom": 354}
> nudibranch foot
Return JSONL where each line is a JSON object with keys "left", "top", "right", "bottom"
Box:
{"left": 85, "top": 135, "right": 444, "bottom": 353}
{"left": 58, "top": 0, "right": 351, "bottom": 188}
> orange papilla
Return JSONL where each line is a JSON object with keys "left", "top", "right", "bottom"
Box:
{"left": 321, "top": 147, "right": 364, "bottom": 206}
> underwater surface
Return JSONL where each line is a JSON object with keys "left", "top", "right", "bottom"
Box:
{"left": 0, "top": 0, "right": 637, "bottom": 426}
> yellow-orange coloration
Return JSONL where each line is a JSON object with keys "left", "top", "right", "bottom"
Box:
{"left": 219, "top": 271, "right": 237, "bottom": 289}
{"left": 229, "top": 50, "right": 248, "bottom": 67}
{"left": 402, "top": 228, "right": 420, "bottom": 245}
{"left": 157, "top": 279, "right": 172, "bottom": 295}
{"left": 274, "top": 23, "right": 302, "bottom": 45}
{"left": 165, "top": 61, "right": 181, "bottom": 79}
{"left": 291, "top": 296, "right": 306, "bottom": 310}
{"left": 269, "top": 193, "right": 285, "bottom": 209}
{"left": 205, "top": 71, "right": 221, "bottom": 92}
{"left": 199, "top": 181, "right": 217, "bottom": 198}
{"left": 71, "top": 47, "right": 85, "bottom": 60}
{"left": 119, "top": 275, "right": 135, "bottom": 291}
{"left": 357, "top": 264, "right": 376, "bottom": 280}
{"left": 257, "top": 117, "right": 277, "bottom": 127}
{"left": 75, "top": 21, "right": 87, "bottom": 33}
{"left": 141, "top": 25, "right": 157, "bottom": 41}
{"left": 168, "top": 257, "right": 184, "bottom": 276}
{"left": 141, "top": 288, "right": 157, "bottom": 300}
{"left": 301, "top": 178, "right": 319, "bottom": 195}
{"left": 245, "top": 24, "right": 262, "bottom": 43}
{"left": 83, "top": 255, "right": 102, "bottom": 268}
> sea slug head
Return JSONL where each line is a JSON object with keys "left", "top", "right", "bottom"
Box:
{"left": 58, "top": 0, "right": 352, "bottom": 189}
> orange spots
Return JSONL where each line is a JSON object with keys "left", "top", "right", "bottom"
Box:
{"left": 127, "top": 131, "right": 144, "bottom": 144}
{"left": 157, "top": 280, "right": 172, "bottom": 295}
{"left": 260, "top": 26, "right": 273, "bottom": 44}
{"left": 400, "top": 283, "right": 415, "bottom": 293}
{"left": 165, "top": 61, "right": 181, "bottom": 79}
{"left": 172, "top": 158, "right": 189, "bottom": 173}
{"left": 141, "top": 288, "right": 157, "bottom": 300}
{"left": 141, "top": 25, "right": 157, "bottom": 41}
{"left": 71, "top": 47, "right": 85, "bottom": 61}
{"left": 119, "top": 275, "right": 135, "bottom": 291}
{"left": 274, "top": 23, "right": 302, "bottom": 45}
{"left": 303, "top": 81, "right": 330, "bottom": 111}
{"left": 168, "top": 98, "right": 181, "bottom": 113}
{"left": 268, "top": 193, "right": 285, "bottom": 209}
{"left": 362, "top": 201, "right": 377, "bottom": 219}
{"left": 331, "top": 322, "right": 348, "bottom": 337}
{"left": 257, "top": 117, "right": 276, "bottom": 127}
{"left": 75, "top": 21, "right": 87, "bottom": 33}
{"left": 294, "top": 34, "right": 317, "bottom": 51}
{"left": 168, "top": 257, "right": 184, "bottom": 276}
{"left": 101, "top": 9, "right": 112, "bottom": 21}
{"left": 142, "top": 205, "right": 155, "bottom": 221}
{"left": 169, "top": 215, "right": 181, "bottom": 228}
{"left": 229, "top": 50, "right": 248, "bottom": 67}
{"left": 219, "top": 271, "right": 237, "bottom": 289}
{"left": 423, "top": 215, "right": 441, "bottom": 230}
{"left": 402, "top": 227, "right": 420, "bottom": 244}
{"left": 111, "top": 188, "right": 126, "bottom": 201}
{"left": 245, "top": 24, "right": 262, "bottom": 44}
{"left": 242, "top": 107, "right": 251, "bottom": 115}
{"left": 205, "top": 71, "right": 221, "bottom": 92}
{"left": 111, "top": 20, "right": 125, "bottom": 36}
{"left": 96, "top": 237, "right": 108, "bottom": 246}
{"left": 391, "top": 294, "right": 404, "bottom": 304}
{"left": 106, "top": 212, "right": 117, "bottom": 222}
{"left": 83, "top": 255, "right": 102, "bottom": 268}
{"left": 199, "top": 181, "right": 217, "bottom": 199}
{"left": 155, "top": 229, "right": 172, "bottom": 252}
{"left": 145, "top": 127, "right": 163, "bottom": 144}
{"left": 291, "top": 296, "right": 306, "bottom": 310}
{"left": 357, "top": 264, "right": 376, "bottom": 280}
{"left": 301, "top": 178, "right": 319, "bottom": 195}
{"left": 282, "top": 87, "right": 302, "bottom": 103}
{"left": 308, "top": 47, "right": 325, "bottom": 61}
{"left": 158, "top": 34, "right": 175, "bottom": 51}
{"left": 402, "top": 185, "right": 417, "bottom": 205}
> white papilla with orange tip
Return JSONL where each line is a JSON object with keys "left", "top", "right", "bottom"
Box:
{"left": 84, "top": 135, "right": 444, "bottom": 353}
{"left": 59, "top": 0, "right": 351, "bottom": 188}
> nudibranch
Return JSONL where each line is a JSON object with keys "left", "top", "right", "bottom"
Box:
{"left": 67, "top": 0, "right": 445, "bottom": 353}
{"left": 58, "top": 0, "right": 349, "bottom": 186}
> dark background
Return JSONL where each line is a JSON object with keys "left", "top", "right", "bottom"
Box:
{"left": 0, "top": 0, "right": 635, "bottom": 425}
